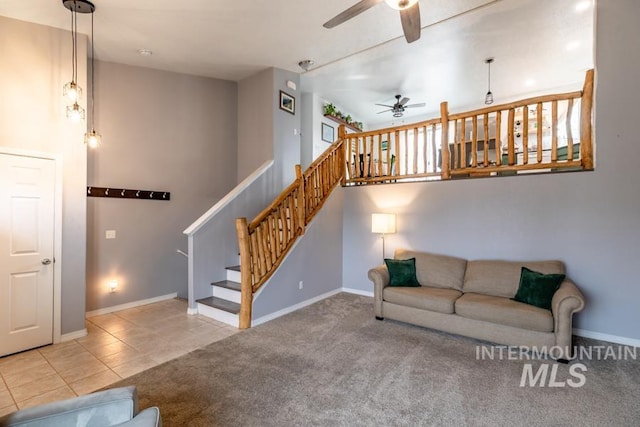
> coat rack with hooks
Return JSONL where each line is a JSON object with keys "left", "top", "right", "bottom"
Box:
{"left": 87, "top": 186, "right": 171, "bottom": 201}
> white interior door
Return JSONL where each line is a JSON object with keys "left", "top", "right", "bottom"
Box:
{"left": 0, "top": 153, "right": 56, "bottom": 357}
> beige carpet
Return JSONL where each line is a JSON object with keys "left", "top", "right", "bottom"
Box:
{"left": 112, "top": 293, "right": 640, "bottom": 426}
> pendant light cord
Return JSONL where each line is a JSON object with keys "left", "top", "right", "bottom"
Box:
{"left": 90, "top": 10, "right": 95, "bottom": 130}
{"left": 487, "top": 60, "right": 491, "bottom": 92}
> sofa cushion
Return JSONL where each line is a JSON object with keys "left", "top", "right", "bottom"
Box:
{"left": 383, "top": 286, "right": 462, "bottom": 314}
{"left": 395, "top": 249, "right": 467, "bottom": 291}
{"left": 455, "top": 293, "right": 554, "bottom": 332}
{"left": 513, "top": 267, "right": 565, "bottom": 310}
{"left": 462, "top": 260, "right": 565, "bottom": 298}
{"left": 384, "top": 258, "right": 420, "bottom": 287}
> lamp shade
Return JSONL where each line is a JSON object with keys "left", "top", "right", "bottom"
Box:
{"left": 371, "top": 213, "right": 397, "bottom": 234}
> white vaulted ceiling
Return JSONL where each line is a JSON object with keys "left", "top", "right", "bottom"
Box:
{"left": 0, "top": 0, "right": 593, "bottom": 126}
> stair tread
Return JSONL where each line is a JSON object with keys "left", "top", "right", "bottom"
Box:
{"left": 226, "top": 265, "right": 241, "bottom": 272}
{"left": 196, "top": 297, "right": 240, "bottom": 314}
{"left": 211, "top": 280, "right": 241, "bottom": 291}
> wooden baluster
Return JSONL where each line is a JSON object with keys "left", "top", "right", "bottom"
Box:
{"left": 250, "top": 230, "right": 262, "bottom": 277}
{"left": 566, "top": 98, "right": 574, "bottom": 161}
{"left": 355, "top": 136, "right": 361, "bottom": 178}
{"left": 376, "top": 134, "right": 382, "bottom": 177}
{"left": 235, "top": 218, "right": 253, "bottom": 329}
{"left": 551, "top": 100, "right": 558, "bottom": 162}
{"left": 413, "top": 128, "right": 418, "bottom": 174}
{"left": 431, "top": 124, "right": 436, "bottom": 173}
{"left": 257, "top": 224, "right": 271, "bottom": 271}
{"left": 483, "top": 113, "right": 490, "bottom": 167}
{"left": 580, "top": 69, "right": 594, "bottom": 169}
{"left": 440, "top": 102, "right": 451, "bottom": 179}
{"left": 495, "top": 112, "right": 502, "bottom": 166}
{"left": 280, "top": 197, "right": 289, "bottom": 247}
{"left": 295, "top": 165, "right": 305, "bottom": 233}
{"left": 507, "top": 108, "right": 515, "bottom": 166}
{"left": 522, "top": 108, "right": 529, "bottom": 165}
{"left": 403, "top": 130, "right": 408, "bottom": 176}
{"left": 453, "top": 121, "right": 459, "bottom": 170}
{"left": 460, "top": 119, "right": 466, "bottom": 169}
{"left": 386, "top": 132, "right": 391, "bottom": 177}
{"left": 537, "top": 103, "right": 543, "bottom": 163}
{"left": 471, "top": 115, "right": 478, "bottom": 167}
{"left": 393, "top": 131, "right": 400, "bottom": 176}
{"left": 422, "top": 126, "right": 427, "bottom": 173}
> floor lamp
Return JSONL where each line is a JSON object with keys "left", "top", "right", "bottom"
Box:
{"left": 372, "top": 213, "right": 397, "bottom": 262}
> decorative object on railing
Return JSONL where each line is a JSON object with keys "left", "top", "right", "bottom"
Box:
{"left": 87, "top": 186, "right": 170, "bottom": 201}
{"left": 235, "top": 128, "right": 346, "bottom": 329}
{"left": 342, "top": 69, "right": 594, "bottom": 185}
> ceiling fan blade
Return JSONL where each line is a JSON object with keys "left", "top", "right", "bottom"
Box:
{"left": 400, "top": 2, "right": 421, "bottom": 43}
{"left": 399, "top": 97, "right": 410, "bottom": 106}
{"left": 405, "top": 103, "right": 426, "bottom": 108}
{"left": 323, "top": 0, "right": 385, "bottom": 29}
{"left": 377, "top": 109, "right": 393, "bottom": 114}
{"left": 375, "top": 103, "right": 395, "bottom": 108}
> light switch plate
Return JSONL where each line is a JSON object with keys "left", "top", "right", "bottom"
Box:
{"left": 105, "top": 230, "right": 116, "bottom": 239}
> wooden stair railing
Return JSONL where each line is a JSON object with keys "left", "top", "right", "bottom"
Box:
{"left": 235, "top": 133, "right": 346, "bottom": 329}
{"left": 342, "top": 69, "right": 595, "bottom": 184}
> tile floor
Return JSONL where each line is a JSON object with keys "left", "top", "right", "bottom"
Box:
{"left": 0, "top": 298, "right": 238, "bottom": 416}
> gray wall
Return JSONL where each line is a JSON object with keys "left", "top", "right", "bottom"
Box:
{"left": 342, "top": 0, "right": 640, "bottom": 341}
{"left": 87, "top": 61, "right": 237, "bottom": 311}
{"left": 253, "top": 188, "right": 344, "bottom": 319}
{"left": 237, "top": 68, "right": 301, "bottom": 188}
{"left": 0, "top": 16, "right": 87, "bottom": 335}
{"left": 237, "top": 68, "right": 274, "bottom": 183}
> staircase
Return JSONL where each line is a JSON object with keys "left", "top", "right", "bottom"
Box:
{"left": 195, "top": 264, "right": 242, "bottom": 327}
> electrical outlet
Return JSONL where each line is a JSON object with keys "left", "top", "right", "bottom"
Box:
{"left": 298, "top": 281, "right": 303, "bottom": 290}
{"left": 105, "top": 230, "right": 116, "bottom": 239}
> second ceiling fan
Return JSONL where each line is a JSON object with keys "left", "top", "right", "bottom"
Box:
{"left": 323, "top": 0, "right": 422, "bottom": 43}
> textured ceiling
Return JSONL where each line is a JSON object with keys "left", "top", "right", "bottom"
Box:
{"left": 0, "top": 0, "right": 593, "bottom": 126}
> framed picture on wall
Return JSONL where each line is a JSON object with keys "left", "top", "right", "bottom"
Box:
{"left": 279, "top": 90, "right": 295, "bottom": 115}
{"left": 322, "top": 123, "right": 335, "bottom": 143}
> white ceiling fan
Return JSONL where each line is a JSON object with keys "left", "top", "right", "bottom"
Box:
{"left": 377, "top": 94, "right": 426, "bottom": 117}
{"left": 323, "top": 0, "right": 422, "bottom": 43}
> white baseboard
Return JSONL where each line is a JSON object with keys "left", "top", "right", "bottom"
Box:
{"left": 187, "top": 307, "right": 198, "bottom": 315}
{"left": 252, "top": 288, "right": 343, "bottom": 327}
{"left": 573, "top": 328, "right": 640, "bottom": 348}
{"left": 86, "top": 293, "right": 178, "bottom": 317}
{"left": 60, "top": 329, "right": 87, "bottom": 342}
{"left": 342, "top": 288, "right": 374, "bottom": 297}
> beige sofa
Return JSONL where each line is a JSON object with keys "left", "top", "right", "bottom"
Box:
{"left": 368, "top": 249, "right": 585, "bottom": 361}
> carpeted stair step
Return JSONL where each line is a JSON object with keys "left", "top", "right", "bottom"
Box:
{"left": 196, "top": 297, "right": 240, "bottom": 315}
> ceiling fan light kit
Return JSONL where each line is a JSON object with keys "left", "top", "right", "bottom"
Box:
{"left": 298, "top": 59, "right": 314, "bottom": 72}
{"left": 384, "top": 0, "right": 419, "bottom": 11}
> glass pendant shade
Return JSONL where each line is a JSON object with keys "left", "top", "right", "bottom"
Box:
{"left": 484, "top": 58, "right": 494, "bottom": 105}
{"left": 84, "top": 129, "right": 101, "bottom": 148}
{"left": 385, "top": 0, "right": 419, "bottom": 10}
{"left": 66, "top": 102, "right": 85, "bottom": 122}
{"left": 63, "top": 81, "right": 82, "bottom": 102}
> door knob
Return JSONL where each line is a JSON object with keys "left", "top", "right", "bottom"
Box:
{"left": 41, "top": 258, "right": 52, "bottom": 265}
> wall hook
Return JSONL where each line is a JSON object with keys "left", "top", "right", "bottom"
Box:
{"left": 150, "top": 192, "right": 154, "bottom": 198}
{"left": 163, "top": 192, "right": 167, "bottom": 199}
{"left": 121, "top": 189, "right": 126, "bottom": 196}
{"left": 136, "top": 190, "right": 140, "bottom": 197}
{"left": 88, "top": 187, "right": 92, "bottom": 195}
{"left": 105, "top": 188, "right": 109, "bottom": 196}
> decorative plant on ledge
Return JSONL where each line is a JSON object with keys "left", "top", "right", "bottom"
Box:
{"left": 323, "top": 103, "right": 363, "bottom": 131}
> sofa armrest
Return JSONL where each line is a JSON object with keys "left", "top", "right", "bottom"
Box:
{"left": 551, "top": 279, "right": 586, "bottom": 354}
{"left": 0, "top": 386, "right": 138, "bottom": 427}
{"left": 368, "top": 265, "right": 389, "bottom": 317}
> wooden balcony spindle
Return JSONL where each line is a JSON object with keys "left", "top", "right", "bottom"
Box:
{"left": 507, "top": 108, "right": 515, "bottom": 166}
{"left": 440, "top": 102, "right": 451, "bottom": 179}
{"left": 580, "top": 69, "right": 594, "bottom": 170}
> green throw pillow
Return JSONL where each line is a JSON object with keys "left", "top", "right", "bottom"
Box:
{"left": 384, "top": 258, "right": 420, "bottom": 287}
{"left": 513, "top": 267, "right": 565, "bottom": 310}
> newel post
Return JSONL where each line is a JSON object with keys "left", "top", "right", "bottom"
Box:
{"left": 440, "top": 102, "right": 451, "bottom": 180}
{"left": 235, "top": 218, "right": 253, "bottom": 329}
{"left": 580, "top": 69, "right": 595, "bottom": 170}
{"left": 338, "top": 125, "right": 347, "bottom": 186}
{"left": 295, "top": 164, "right": 306, "bottom": 234}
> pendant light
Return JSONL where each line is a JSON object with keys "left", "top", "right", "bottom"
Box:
{"left": 84, "top": 6, "right": 101, "bottom": 148}
{"left": 484, "top": 58, "right": 494, "bottom": 105}
{"left": 62, "top": 0, "right": 95, "bottom": 122}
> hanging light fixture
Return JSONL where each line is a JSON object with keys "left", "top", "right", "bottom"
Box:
{"left": 84, "top": 4, "right": 101, "bottom": 148}
{"left": 484, "top": 58, "right": 494, "bottom": 105}
{"left": 62, "top": 0, "right": 95, "bottom": 122}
